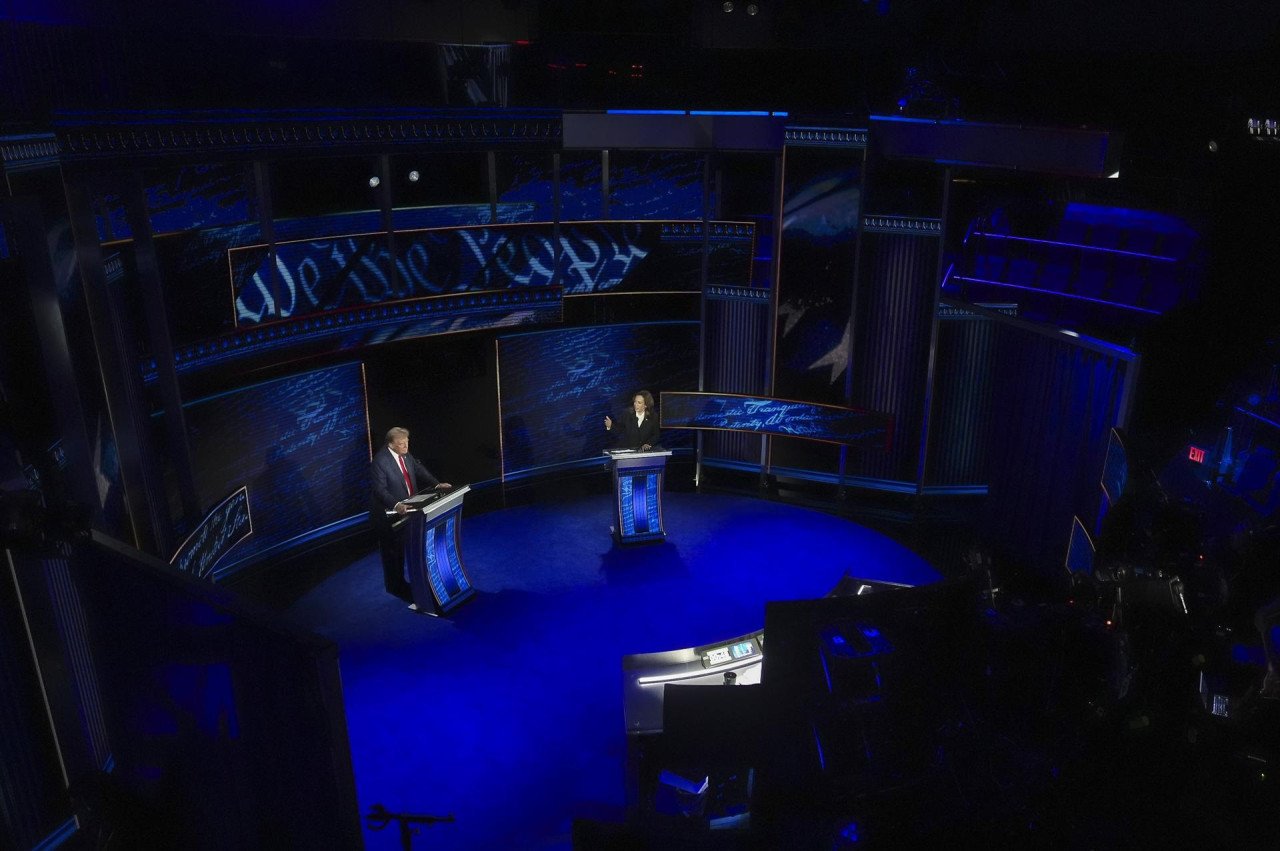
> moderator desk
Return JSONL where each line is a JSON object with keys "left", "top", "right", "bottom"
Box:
{"left": 398, "top": 484, "right": 475, "bottom": 616}
{"left": 605, "top": 448, "right": 673, "bottom": 544}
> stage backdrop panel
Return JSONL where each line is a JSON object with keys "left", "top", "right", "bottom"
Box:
{"left": 702, "top": 287, "right": 772, "bottom": 465}
{"left": 93, "top": 161, "right": 257, "bottom": 243}
{"left": 979, "top": 324, "right": 1135, "bottom": 577}
{"left": 608, "top": 151, "right": 706, "bottom": 220}
{"left": 495, "top": 151, "right": 556, "bottom": 223}
{"left": 497, "top": 322, "right": 699, "bottom": 480}
{"left": 164, "top": 362, "right": 371, "bottom": 578}
{"left": 143, "top": 161, "right": 263, "bottom": 345}
{"left": 560, "top": 151, "right": 604, "bottom": 221}
{"left": 768, "top": 146, "right": 864, "bottom": 478}
{"left": 774, "top": 146, "right": 862, "bottom": 406}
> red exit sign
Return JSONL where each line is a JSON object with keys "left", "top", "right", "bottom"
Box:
{"left": 1188, "top": 446, "right": 1206, "bottom": 464}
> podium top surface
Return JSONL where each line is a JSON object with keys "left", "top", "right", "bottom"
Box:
{"left": 603, "top": 448, "right": 673, "bottom": 459}
{"left": 424, "top": 483, "right": 469, "bottom": 510}
{"left": 389, "top": 484, "right": 470, "bottom": 516}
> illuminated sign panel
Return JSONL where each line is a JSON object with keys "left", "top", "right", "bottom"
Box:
{"left": 660, "top": 391, "right": 892, "bottom": 449}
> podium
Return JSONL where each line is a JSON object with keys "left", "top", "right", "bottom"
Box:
{"left": 605, "top": 449, "right": 673, "bottom": 544}
{"left": 399, "top": 485, "right": 475, "bottom": 616}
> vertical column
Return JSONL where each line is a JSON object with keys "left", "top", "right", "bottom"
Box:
{"left": 487, "top": 150, "right": 498, "bottom": 223}
{"left": 696, "top": 153, "right": 712, "bottom": 487}
{"left": 838, "top": 143, "right": 870, "bottom": 499}
{"left": 122, "top": 173, "right": 200, "bottom": 524}
{"left": 378, "top": 154, "right": 397, "bottom": 297}
{"left": 601, "top": 149, "right": 611, "bottom": 220}
{"left": 2, "top": 197, "right": 97, "bottom": 516}
{"left": 915, "top": 167, "right": 952, "bottom": 499}
{"left": 64, "top": 178, "right": 170, "bottom": 555}
{"left": 762, "top": 151, "right": 783, "bottom": 484}
{"left": 552, "top": 152, "right": 562, "bottom": 289}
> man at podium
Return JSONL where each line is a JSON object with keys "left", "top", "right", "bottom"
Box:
{"left": 370, "top": 426, "right": 451, "bottom": 603}
{"left": 604, "top": 390, "right": 660, "bottom": 450}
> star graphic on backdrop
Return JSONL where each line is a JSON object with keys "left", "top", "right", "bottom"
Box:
{"left": 808, "top": 321, "right": 851, "bottom": 384}
{"left": 777, "top": 302, "right": 806, "bottom": 336}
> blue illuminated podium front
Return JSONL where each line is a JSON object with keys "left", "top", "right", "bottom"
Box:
{"left": 606, "top": 449, "right": 672, "bottom": 544}
{"left": 402, "top": 485, "right": 475, "bottom": 616}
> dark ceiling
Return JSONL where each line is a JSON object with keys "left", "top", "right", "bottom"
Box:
{"left": 1, "top": 0, "right": 1277, "bottom": 194}
{"left": 3, "top": 0, "right": 1277, "bottom": 125}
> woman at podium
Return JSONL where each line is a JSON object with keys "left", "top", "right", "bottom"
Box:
{"left": 604, "top": 390, "right": 660, "bottom": 450}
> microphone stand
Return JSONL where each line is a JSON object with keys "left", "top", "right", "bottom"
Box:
{"left": 365, "top": 804, "right": 455, "bottom": 850}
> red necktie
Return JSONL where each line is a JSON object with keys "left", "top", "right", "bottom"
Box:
{"left": 397, "top": 453, "right": 413, "bottom": 496}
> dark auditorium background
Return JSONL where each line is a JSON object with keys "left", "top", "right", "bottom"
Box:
{"left": 3, "top": 1, "right": 1280, "bottom": 849}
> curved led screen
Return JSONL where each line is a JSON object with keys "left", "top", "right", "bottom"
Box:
{"left": 169, "top": 486, "right": 253, "bottom": 581}
{"left": 497, "top": 323, "right": 699, "bottom": 479}
{"left": 660, "top": 392, "right": 892, "bottom": 449}
{"left": 172, "top": 362, "right": 371, "bottom": 577}
{"left": 230, "top": 220, "right": 753, "bottom": 324}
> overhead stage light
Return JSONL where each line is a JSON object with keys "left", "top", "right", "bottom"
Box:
{"left": 408, "top": 170, "right": 420, "bottom": 182}
{"left": 722, "top": 1, "right": 734, "bottom": 11}
{"left": 368, "top": 176, "right": 381, "bottom": 188}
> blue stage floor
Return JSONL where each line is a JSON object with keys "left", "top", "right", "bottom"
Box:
{"left": 286, "top": 491, "right": 941, "bottom": 850}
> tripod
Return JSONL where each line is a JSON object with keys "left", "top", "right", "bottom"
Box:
{"left": 365, "top": 803, "right": 455, "bottom": 849}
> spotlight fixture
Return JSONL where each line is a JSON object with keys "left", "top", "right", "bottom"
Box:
{"left": 408, "top": 170, "right": 420, "bottom": 182}
{"left": 747, "top": 3, "right": 758, "bottom": 14}
{"left": 722, "top": 1, "right": 733, "bottom": 11}
{"left": 368, "top": 176, "right": 381, "bottom": 188}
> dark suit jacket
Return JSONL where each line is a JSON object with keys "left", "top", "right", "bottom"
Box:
{"left": 369, "top": 448, "right": 440, "bottom": 526}
{"left": 611, "top": 411, "right": 661, "bottom": 450}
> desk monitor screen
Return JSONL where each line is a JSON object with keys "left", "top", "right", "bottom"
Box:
{"left": 703, "top": 639, "right": 758, "bottom": 667}
{"left": 706, "top": 647, "right": 733, "bottom": 666}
